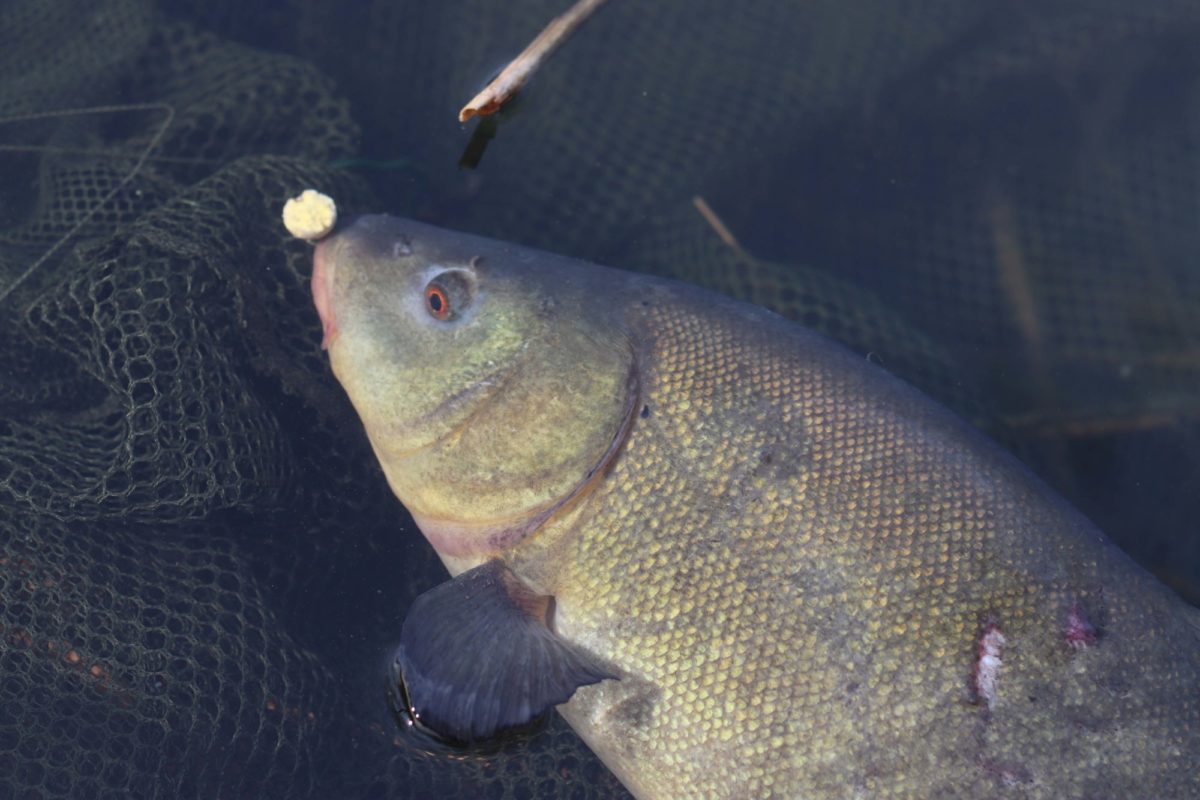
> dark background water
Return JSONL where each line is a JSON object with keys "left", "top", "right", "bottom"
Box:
{"left": 1, "top": 1, "right": 1197, "bottom": 797}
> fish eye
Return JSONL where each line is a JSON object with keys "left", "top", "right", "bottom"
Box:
{"left": 422, "top": 270, "right": 473, "bottom": 322}
{"left": 425, "top": 284, "right": 450, "bottom": 319}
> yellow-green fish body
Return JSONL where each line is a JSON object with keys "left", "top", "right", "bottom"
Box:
{"left": 313, "top": 215, "right": 1199, "bottom": 799}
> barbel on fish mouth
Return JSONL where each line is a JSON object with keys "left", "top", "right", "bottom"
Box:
{"left": 311, "top": 214, "right": 1200, "bottom": 799}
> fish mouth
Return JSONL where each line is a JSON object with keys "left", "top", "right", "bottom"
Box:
{"left": 312, "top": 238, "right": 338, "bottom": 349}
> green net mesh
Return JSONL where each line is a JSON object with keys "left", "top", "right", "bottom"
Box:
{"left": 1, "top": 0, "right": 1197, "bottom": 797}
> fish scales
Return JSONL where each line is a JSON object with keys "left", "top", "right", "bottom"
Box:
{"left": 313, "top": 215, "right": 1200, "bottom": 799}
{"left": 523, "top": 287, "right": 1198, "bottom": 798}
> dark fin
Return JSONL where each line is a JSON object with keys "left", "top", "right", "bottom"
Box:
{"left": 394, "top": 560, "right": 616, "bottom": 743}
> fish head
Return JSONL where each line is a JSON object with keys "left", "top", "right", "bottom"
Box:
{"left": 313, "top": 215, "right": 636, "bottom": 571}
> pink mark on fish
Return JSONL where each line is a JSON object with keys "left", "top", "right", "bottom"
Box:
{"left": 1065, "top": 601, "right": 1098, "bottom": 649}
{"left": 972, "top": 620, "right": 1005, "bottom": 713}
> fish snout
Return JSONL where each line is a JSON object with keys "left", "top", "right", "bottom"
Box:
{"left": 312, "top": 238, "right": 338, "bottom": 349}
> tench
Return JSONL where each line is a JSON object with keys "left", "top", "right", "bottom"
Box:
{"left": 311, "top": 214, "right": 1199, "bottom": 799}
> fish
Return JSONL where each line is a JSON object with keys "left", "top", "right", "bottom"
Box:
{"left": 311, "top": 214, "right": 1200, "bottom": 799}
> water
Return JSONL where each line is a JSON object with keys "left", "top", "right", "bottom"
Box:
{"left": 1, "top": 1, "right": 1197, "bottom": 797}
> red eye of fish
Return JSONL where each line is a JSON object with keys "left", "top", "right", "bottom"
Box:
{"left": 425, "top": 284, "right": 451, "bottom": 320}
{"left": 422, "top": 271, "right": 473, "bottom": 322}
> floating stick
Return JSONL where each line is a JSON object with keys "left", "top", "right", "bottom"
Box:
{"left": 459, "top": 0, "right": 610, "bottom": 123}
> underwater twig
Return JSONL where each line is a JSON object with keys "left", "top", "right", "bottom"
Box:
{"left": 458, "top": 0, "right": 610, "bottom": 123}
{"left": 1000, "top": 409, "right": 1194, "bottom": 437}
{"left": 990, "top": 199, "right": 1045, "bottom": 359}
{"left": 989, "top": 196, "right": 1063, "bottom": 416}
{"left": 0, "top": 102, "right": 175, "bottom": 307}
{"left": 989, "top": 193, "right": 1082, "bottom": 491}
{"left": 693, "top": 196, "right": 748, "bottom": 260}
{"left": 458, "top": 113, "right": 500, "bottom": 169}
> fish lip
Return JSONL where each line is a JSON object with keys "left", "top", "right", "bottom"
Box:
{"left": 410, "top": 362, "right": 641, "bottom": 559}
{"left": 312, "top": 238, "right": 338, "bottom": 349}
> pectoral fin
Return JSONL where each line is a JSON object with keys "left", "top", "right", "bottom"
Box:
{"left": 394, "top": 559, "right": 616, "bottom": 743}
